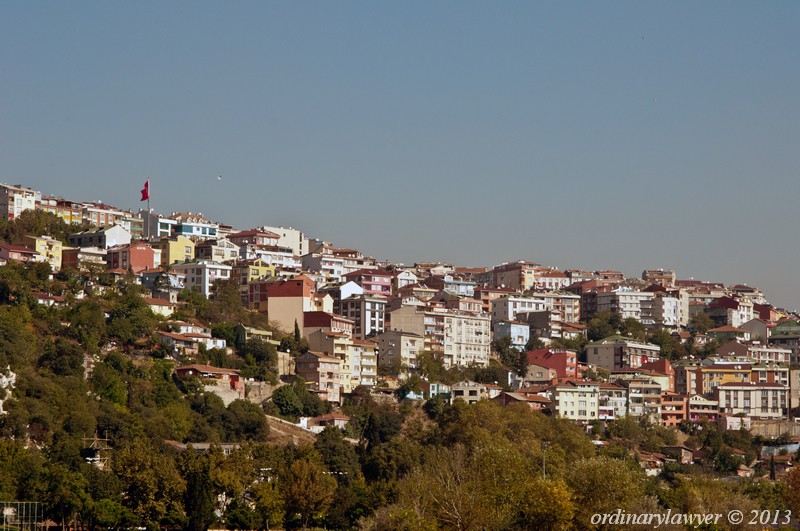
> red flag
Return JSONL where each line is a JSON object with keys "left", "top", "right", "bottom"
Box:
{"left": 140, "top": 180, "right": 149, "bottom": 201}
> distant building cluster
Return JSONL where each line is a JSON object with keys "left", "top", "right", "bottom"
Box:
{"left": 4, "top": 181, "right": 800, "bottom": 431}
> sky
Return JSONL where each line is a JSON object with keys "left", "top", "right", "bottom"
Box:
{"left": 2, "top": 2, "right": 799, "bottom": 310}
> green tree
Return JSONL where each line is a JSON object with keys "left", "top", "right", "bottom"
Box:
{"left": 314, "top": 426, "right": 361, "bottom": 485}
{"left": 181, "top": 452, "right": 216, "bottom": 531}
{"left": 113, "top": 438, "right": 185, "bottom": 528}
{"left": 252, "top": 480, "right": 284, "bottom": 531}
{"left": 565, "top": 456, "right": 645, "bottom": 530}
{"left": 525, "top": 335, "right": 546, "bottom": 351}
{"left": 618, "top": 317, "right": 646, "bottom": 340}
{"left": 271, "top": 385, "right": 304, "bottom": 420}
{"left": 587, "top": 311, "right": 622, "bottom": 341}
{"left": 690, "top": 312, "right": 714, "bottom": 334}
{"left": 281, "top": 459, "right": 335, "bottom": 530}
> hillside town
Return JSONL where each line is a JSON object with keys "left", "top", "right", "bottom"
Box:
{"left": 2, "top": 180, "right": 800, "bottom": 530}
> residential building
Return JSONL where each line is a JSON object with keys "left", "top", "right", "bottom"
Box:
{"left": 170, "top": 260, "right": 232, "bottom": 298}
{"left": 233, "top": 324, "right": 278, "bottom": 351}
{"left": 265, "top": 275, "right": 331, "bottom": 334}
{"left": 302, "top": 253, "right": 345, "bottom": 282}
{"left": 450, "top": 380, "right": 489, "bottom": 405}
{"left": 473, "top": 286, "right": 517, "bottom": 313}
{"left": 81, "top": 202, "right": 126, "bottom": 228}
{"left": 525, "top": 348, "right": 578, "bottom": 379}
{"left": 547, "top": 380, "right": 599, "bottom": 423}
{"left": 168, "top": 212, "right": 219, "bottom": 241}
{"left": 36, "top": 196, "right": 83, "bottom": 225}
{"left": 517, "top": 309, "right": 562, "bottom": 340}
{"left": 534, "top": 269, "right": 571, "bottom": 291}
{"left": 492, "top": 391, "right": 551, "bottom": 411}
{"left": 687, "top": 394, "right": 718, "bottom": 422}
{"left": 374, "top": 330, "right": 424, "bottom": 372}
{"left": 331, "top": 249, "right": 377, "bottom": 275}
{"left": 585, "top": 336, "right": 661, "bottom": 371}
{"left": 69, "top": 226, "right": 131, "bottom": 249}
{"left": 713, "top": 382, "right": 788, "bottom": 419}
{"left": 494, "top": 320, "right": 530, "bottom": 350}
{"left": 388, "top": 306, "right": 490, "bottom": 367}
{"left": 642, "top": 269, "right": 676, "bottom": 287}
{"left": 595, "top": 288, "right": 653, "bottom": 321}
{"left": 423, "top": 274, "right": 476, "bottom": 297}
{"left": 390, "top": 269, "right": 419, "bottom": 294}
{"left": 524, "top": 363, "right": 558, "bottom": 385}
{"left": 619, "top": 379, "right": 662, "bottom": 420}
{"left": 106, "top": 242, "right": 157, "bottom": 273}
{"left": 257, "top": 225, "right": 309, "bottom": 256}
{"left": 0, "top": 244, "right": 40, "bottom": 265}
{"left": 228, "top": 229, "right": 280, "bottom": 248}
{"left": 296, "top": 351, "right": 341, "bottom": 403}
{"left": 534, "top": 291, "right": 581, "bottom": 323}
{"left": 661, "top": 392, "right": 687, "bottom": 427}
{"left": 491, "top": 295, "right": 547, "bottom": 325}
{"left": 140, "top": 269, "right": 186, "bottom": 302}
{"left": 318, "top": 281, "right": 365, "bottom": 316}
{"left": 640, "top": 294, "right": 681, "bottom": 331}
{"left": 157, "top": 331, "right": 199, "bottom": 360}
{"left": 769, "top": 335, "right": 800, "bottom": 366}
{"left": 351, "top": 339, "right": 378, "bottom": 387}
{"left": 598, "top": 382, "right": 628, "bottom": 421}
{"left": 61, "top": 246, "right": 107, "bottom": 271}
{"left": 340, "top": 294, "right": 386, "bottom": 340}
{"left": 343, "top": 269, "right": 392, "bottom": 297}
{"left": 195, "top": 238, "right": 241, "bottom": 262}
{"left": 707, "top": 296, "right": 755, "bottom": 328}
{"left": 0, "top": 184, "right": 41, "bottom": 220}
{"left": 229, "top": 259, "right": 275, "bottom": 304}
{"left": 716, "top": 340, "right": 790, "bottom": 364}
{"left": 490, "top": 261, "right": 540, "bottom": 290}
{"left": 303, "top": 311, "right": 355, "bottom": 339}
{"left": 149, "top": 236, "right": 196, "bottom": 266}
{"left": 707, "top": 326, "right": 750, "bottom": 342}
{"left": 138, "top": 211, "right": 177, "bottom": 239}
{"left": 14, "top": 235, "right": 62, "bottom": 271}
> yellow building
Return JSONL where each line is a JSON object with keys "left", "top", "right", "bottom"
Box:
{"left": 14, "top": 235, "right": 62, "bottom": 271}
{"left": 231, "top": 259, "right": 276, "bottom": 285}
{"left": 149, "top": 236, "right": 195, "bottom": 266}
{"left": 699, "top": 363, "right": 751, "bottom": 395}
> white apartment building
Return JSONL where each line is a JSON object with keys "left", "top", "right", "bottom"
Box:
{"left": 0, "top": 184, "right": 41, "bottom": 220}
{"left": 640, "top": 295, "right": 681, "bottom": 331}
{"left": 341, "top": 294, "right": 386, "bottom": 340}
{"left": 171, "top": 260, "right": 232, "bottom": 298}
{"left": 596, "top": 288, "right": 653, "bottom": 321}
{"left": 491, "top": 295, "right": 548, "bottom": 325}
{"left": 548, "top": 380, "right": 600, "bottom": 423}
{"left": 258, "top": 226, "right": 309, "bottom": 256}
{"left": 302, "top": 253, "right": 345, "bottom": 282}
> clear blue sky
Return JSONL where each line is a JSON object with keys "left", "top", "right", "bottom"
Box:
{"left": 2, "top": 2, "right": 799, "bottom": 310}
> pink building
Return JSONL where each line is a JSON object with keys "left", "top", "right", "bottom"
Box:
{"left": 343, "top": 269, "right": 392, "bottom": 296}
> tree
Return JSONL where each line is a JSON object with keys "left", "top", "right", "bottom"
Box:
{"left": 252, "top": 481, "right": 284, "bottom": 531}
{"left": 690, "top": 312, "right": 714, "bottom": 334}
{"left": 588, "top": 311, "right": 622, "bottom": 341}
{"left": 516, "top": 349, "right": 529, "bottom": 378}
{"left": 525, "top": 336, "right": 546, "bottom": 351}
{"left": 314, "top": 426, "right": 361, "bottom": 485}
{"left": 182, "top": 452, "right": 216, "bottom": 531}
{"left": 618, "top": 317, "right": 646, "bottom": 341}
{"left": 280, "top": 459, "right": 335, "bottom": 530}
{"left": 396, "top": 375, "right": 422, "bottom": 400}
{"left": 565, "top": 456, "right": 644, "bottom": 530}
{"left": 512, "top": 478, "right": 574, "bottom": 531}
{"left": 649, "top": 329, "right": 675, "bottom": 360}
{"left": 113, "top": 438, "right": 185, "bottom": 528}
{"left": 271, "top": 385, "right": 304, "bottom": 420}
{"left": 783, "top": 466, "right": 800, "bottom": 515}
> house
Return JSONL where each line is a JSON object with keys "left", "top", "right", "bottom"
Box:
{"left": 526, "top": 348, "right": 578, "bottom": 379}
{"left": 157, "top": 332, "right": 199, "bottom": 360}
{"left": 450, "top": 380, "right": 488, "bottom": 405}
{"left": 302, "top": 413, "right": 350, "bottom": 433}
{"left": 492, "top": 391, "right": 551, "bottom": 412}
{"left": 342, "top": 269, "right": 393, "bottom": 296}
{"left": 661, "top": 392, "right": 687, "bottom": 427}
{"left": 35, "top": 293, "right": 67, "bottom": 308}
{"left": 228, "top": 229, "right": 280, "bottom": 248}
{"left": 143, "top": 297, "right": 178, "bottom": 317}
{"left": 175, "top": 364, "right": 242, "bottom": 392}
{"left": 423, "top": 275, "right": 476, "bottom": 297}
{"left": 707, "top": 297, "right": 755, "bottom": 329}
{"left": 295, "top": 351, "right": 341, "bottom": 402}
{"left": 36, "top": 196, "right": 82, "bottom": 225}
{"left": 304, "top": 311, "right": 355, "bottom": 339}
{"left": 618, "top": 378, "right": 662, "bottom": 420}
{"left": 14, "top": 235, "right": 62, "bottom": 271}
{"left": 707, "top": 326, "right": 750, "bottom": 342}
{"left": 168, "top": 212, "right": 219, "bottom": 241}
{"left": 390, "top": 269, "right": 419, "bottom": 295}
{"left": 302, "top": 253, "right": 345, "bottom": 283}
{"left": 80, "top": 202, "right": 126, "bottom": 228}
{"left": 106, "top": 242, "right": 158, "bottom": 273}
{"left": 489, "top": 260, "right": 540, "bottom": 290}
{"left": 265, "top": 275, "right": 331, "bottom": 333}
{"left": 494, "top": 320, "right": 530, "bottom": 350}
{"left": 233, "top": 324, "right": 278, "bottom": 351}
{"left": 69, "top": 225, "right": 131, "bottom": 249}
{"left": 660, "top": 446, "right": 693, "bottom": 465}
{"left": 598, "top": 382, "right": 628, "bottom": 421}
{"left": 0, "top": 244, "right": 41, "bottom": 265}
{"left": 62, "top": 246, "right": 108, "bottom": 272}
{"left": 170, "top": 260, "right": 233, "bottom": 298}
{"left": 140, "top": 269, "right": 186, "bottom": 303}
{"left": 524, "top": 363, "right": 558, "bottom": 385}
{"left": 585, "top": 336, "right": 661, "bottom": 371}
{"left": 148, "top": 236, "right": 196, "bottom": 266}
{"left": 419, "top": 381, "right": 450, "bottom": 399}
{"left": 340, "top": 294, "right": 386, "bottom": 340}
{"left": 195, "top": 237, "right": 241, "bottom": 262}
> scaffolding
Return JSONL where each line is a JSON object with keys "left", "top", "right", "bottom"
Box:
{"left": 82, "top": 432, "right": 112, "bottom": 470}
{"left": 0, "top": 502, "right": 42, "bottom": 531}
